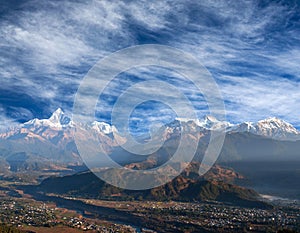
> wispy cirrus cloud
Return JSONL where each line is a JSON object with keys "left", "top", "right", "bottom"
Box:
{"left": 219, "top": 74, "right": 300, "bottom": 124}
{"left": 0, "top": 0, "right": 299, "bottom": 129}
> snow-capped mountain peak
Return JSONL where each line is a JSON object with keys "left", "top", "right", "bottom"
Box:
{"left": 3, "top": 108, "right": 300, "bottom": 142}
{"left": 232, "top": 117, "right": 299, "bottom": 140}
{"left": 91, "top": 121, "right": 113, "bottom": 134}
{"left": 257, "top": 117, "right": 295, "bottom": 128}
{"left": 20, "top": 108, "right": 117, "bottom": 135}
{"left": 173, "top": 115, "right": 232, "bottom": 132}
{"left": 48, "top": 108, "right": 71, "bottom": 126}
{"left": 204, "top": 115, "right": 218, "bottom": 123}
{"left": 23, "top": 108, "right": 71, "bottom": 129}
{"left": 198, "top": 115, "right": 233, "bottom": 131}
{"left": 171, "top": 115, "right": 299, "bottom": 140}
{"left": 255, "top": 117, "right": 298, "bottom": 137}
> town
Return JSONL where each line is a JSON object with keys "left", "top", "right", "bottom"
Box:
{"left": 0, "top": 196, "right": 298, "bottom": 233}
{"left": 0, "top": 198, "right": 138, "bottom": 232}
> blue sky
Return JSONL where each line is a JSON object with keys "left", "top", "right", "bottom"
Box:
{"left": 0, "top": 0, "right": 300, "bottom": 131}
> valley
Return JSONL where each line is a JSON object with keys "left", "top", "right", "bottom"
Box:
{"left": 0, "top": 160, "right": 299, "bottom": 233}
{"left": 0, "top": 110, "right": 299, "bottom": 232}
{"left": 0, "top": 178, "right": 299, "bottom": 233}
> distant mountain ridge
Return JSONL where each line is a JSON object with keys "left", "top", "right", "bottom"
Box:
{"left": 229, "top": 117, "right": 299, "bottom": 141}
{"left": 172, "top": 116, "right": 300, "bottom": 141}
{"left": 0, "top": 109, "right": 119, "bottom": 171}
{"left": 1, "top": 108, "right": 299, "bottom": 141}
{"left": 0, "top": 108, "right": 299, "bottom": 172}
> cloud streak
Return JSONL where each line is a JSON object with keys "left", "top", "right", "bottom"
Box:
{"left": 0, "top": 0, "right": 299, "bottom": 129}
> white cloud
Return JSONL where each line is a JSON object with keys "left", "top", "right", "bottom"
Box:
{"left": 270, "top": 49, "right": 300, "bottom": 78}
{"left": 219, "top": 74, "right": 300, "bottom": 125}
{"left": 126, "top": 0, "right": 171, "bottom": 30}
{"left": 0, "top": 0, "right": 299, "bottom": 128}
{"left": 0, "top": 107, "right": 20, "bottom": 132}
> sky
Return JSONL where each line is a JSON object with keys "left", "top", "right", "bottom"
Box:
{"left": 0, "top": 0, "right": 300, "bottom": 131}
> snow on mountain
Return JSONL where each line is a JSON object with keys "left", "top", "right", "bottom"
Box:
{"left": 0, "top": 108, "right": 299, "bottom": 170}
{"left": 23, "top": 108, "right": 72, "bottom": 130}
{"left": 172, "top": 116, "right": 299, "bottom": 140}
{"left": 174, "top": 115, "right": 233, "bottom": 131}
{"left": 231, "top": 117, "right": 300, "bottom": 140}
{"left": 0, "top": 109, "right": 120, "bottom": 166}
{"left": 48, "top": 108, "right": 71, "bottom": 126}
{"left": 230, "top": 122, "right": 256, "bottom": 133}
{"left": 198, "top": 115, "right": 233, "bottom": 131}
{"left": 0, "top": 108, "right": 114, "bottom": 142}
{"left": 20, "top": 108, "right": 114, "bottom": 134}
{"left": 1, "top": 108, "right": 299, "bottom": 142}
{"left": 256, "top": 117, "right": 298, "bottom": 135}
{"left": 23, "top": 108, "right": 76, "bottom": 130}
{"left": 91, "top": 121, "right": 117, "bottom": 134}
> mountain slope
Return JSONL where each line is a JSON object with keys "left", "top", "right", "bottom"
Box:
{"left": 0, "top": 109, "right": 119, "bottom": 171}
{"left": 34, "top": 169, "right": 270, "bottom": 209}
{"left": 218, "top": 132, "right": 300, "bottom": 162}
{"left": 0, "top": 108, "right": 299, "bottom": 173}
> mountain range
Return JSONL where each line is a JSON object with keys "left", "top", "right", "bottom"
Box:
{"left": 171, "top": 115, "right": 299, "bottom": 140}
{"left": 2, "top": 107, "right": 299, "bottom": 139}
{"left": 0, "top": 108, "right": 300, "bottom": 173}
{"left": 0, "top": 108, "right": 299, "bottom": 202}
